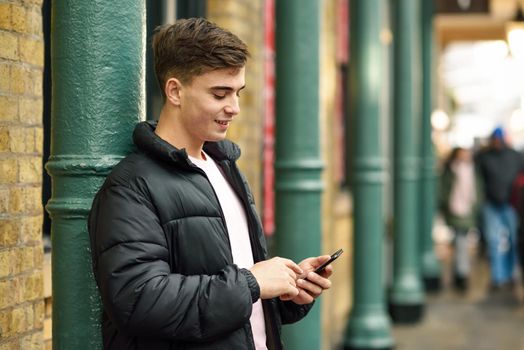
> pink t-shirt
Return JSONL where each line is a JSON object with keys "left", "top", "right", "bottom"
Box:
{"left": 189, "top": 152, "right": 267, "bottom": 350}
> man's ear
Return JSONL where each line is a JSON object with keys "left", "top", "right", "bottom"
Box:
{"left": 165, "top": 78, "right": 182, "bottom": 106}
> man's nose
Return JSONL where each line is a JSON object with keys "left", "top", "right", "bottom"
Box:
{"left": 225, "top": 96, "right": 240, "bottom": 115}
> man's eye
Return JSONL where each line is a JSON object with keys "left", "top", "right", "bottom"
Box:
{"left": 213, "top": 94, "right": 226, "bottom": 100}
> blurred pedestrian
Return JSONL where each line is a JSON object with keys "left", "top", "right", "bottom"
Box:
{"left": 475, "top": 127, "right": 524, "bottom": 290}
{"left": 440, "top": 147, "right": 480, "bottom": 291}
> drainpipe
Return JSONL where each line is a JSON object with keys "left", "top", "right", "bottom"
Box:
{"left": 275, "top": 0, "right": 324, "bottom": 348}
{"left": 46, "top": 1, "right": 145, "bottom": 348}
{"left": 343, "top": 0, "right": 394, "bottom": 348}
{"left": 419, "top": 0, "right": 441, "bottom": 292}
{"left": 388, "top": 0, "right": 425, "bottom": 324}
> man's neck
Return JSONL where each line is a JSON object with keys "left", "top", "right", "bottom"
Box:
{"left": 155, "top": 107, "right": 205, "bottom": 159}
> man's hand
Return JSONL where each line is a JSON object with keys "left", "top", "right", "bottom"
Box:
{"left": 291, "top": 255, "right": 333, "bottom": 305}
{"left": 250, "top": 257, "right": 304, "bottom": 300}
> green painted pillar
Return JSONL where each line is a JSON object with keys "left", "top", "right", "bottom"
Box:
{"left": 419, "top": 0, "right": 441, "bottom": 293}
{"left": 343, "top": 0, "right": 394, "bottom": 349}
{"left": 389, "top": 0, "right": 425, "bottom": 324}
{"left": 46, "top": 1, "right": 145, "bottom": 349}
{"left": 275, "top": 0, "right": 323, "bottom": 349}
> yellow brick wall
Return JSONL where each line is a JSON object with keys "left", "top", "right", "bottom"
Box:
{"left": 207, "top": 0, "right": 264, "bottom": 208}
{"left": 0, "top": 0, "right": 45, "bottom": 349}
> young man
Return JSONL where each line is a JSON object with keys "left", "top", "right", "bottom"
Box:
{"left": 88, "top": 18, "right": 333, "bottom": 350}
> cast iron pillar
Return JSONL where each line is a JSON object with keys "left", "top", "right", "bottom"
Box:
{"left": 419, "top": 0, "right": 441, "bottom": 293}
{"left": 275, "top": 0, "right": 324, "bottom": 349}
{"left": 46, "top": 1, "right": 145, "bottom": 348}
{"left": 388, "top": 0, "right": 425, "bottom": 324}
{"left": 343, "top": 0, "right": 394, "bottom": 349}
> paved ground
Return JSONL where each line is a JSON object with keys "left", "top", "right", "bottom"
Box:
{"left": 393, "top": 238, "right": 524, "bottom": 350}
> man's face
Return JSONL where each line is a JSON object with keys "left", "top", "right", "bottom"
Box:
{"left": 178, "top": 67, "right": 245, "bottom": 145}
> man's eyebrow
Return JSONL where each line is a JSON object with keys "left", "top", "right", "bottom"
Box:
{"left": 210, "top": 85, "right": 246, "bottom": 91}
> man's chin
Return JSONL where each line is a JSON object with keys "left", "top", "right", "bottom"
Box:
{"left": 207, "top": 133, "right": 228, "bottom": 142}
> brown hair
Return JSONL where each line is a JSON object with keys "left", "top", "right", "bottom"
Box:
{"left": 152, "top": 18, "right": 249, "bottom": 97}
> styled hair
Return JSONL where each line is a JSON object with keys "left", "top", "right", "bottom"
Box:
{"left": 152, "top": 18, "right": 249, "bottom": 97}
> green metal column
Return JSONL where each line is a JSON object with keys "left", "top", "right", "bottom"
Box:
{"left": 343, "top": 0, "right": 394, "bottom": 349}
{"left": 389, "top": 0, "right": 425, "bottom": 323}
{"left": 46, "top": 1, "right": 145, "bottom": 349}
{"left": 419, "top": 0, "right": 441, "bottom": 292}
{"left": 275, "top": 0, "right": 323, "bottom": 348}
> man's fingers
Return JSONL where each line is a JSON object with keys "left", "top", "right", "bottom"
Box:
{"left": 283, "top": 258, "right": 304, "bottom": 275}
{"left": 297, "top": 278, "right": 322, "bottom": 296}
{"left": 306, "top": 272, "right": 332, "bottom": 290}
{"left": 296, "top": 289, "right": 314, "bottom": 304}
{"left": 280, "top": 285, "right": 300, "bottom": 300}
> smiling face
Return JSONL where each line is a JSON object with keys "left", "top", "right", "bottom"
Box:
{"left": 161, "top": 66, "right": 245, "bottom": 156}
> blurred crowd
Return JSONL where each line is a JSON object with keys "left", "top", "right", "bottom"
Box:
{"left": 438, "top": 127, "right": 524, "bottom": 294}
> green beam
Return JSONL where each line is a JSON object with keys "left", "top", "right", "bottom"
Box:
{"left": 275, "top": 0, "right": 323, "bottom": 348}
{"left": 343, "top": 0, "right": 394, "bottom": 349}
{"left": 46, "top": 1, "right": 145, "bottom": 348}
{"left": 419, "top": 0, "right": 441, "bottom": 292}
{"left": 389, "top": 0, "right": 425, "bottom": 324}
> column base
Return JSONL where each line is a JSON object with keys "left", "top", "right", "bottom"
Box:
{"left": 388, "top": 303, "right": 424, "bottom": 324}
{"left": 423, "top": 276, "right": 441, "bottom": 293}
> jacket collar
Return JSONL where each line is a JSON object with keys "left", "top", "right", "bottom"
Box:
{"left": 133, "top": 121, "right": 241, "bottom": 165}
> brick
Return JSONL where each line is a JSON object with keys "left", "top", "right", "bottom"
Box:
{"left": 10, "top": 186, "right": 41, "bottom": 214}
{"left": 21, "top": 215, "right": 43, "bottom": 244}
{"left": 0, "top": 307, "right": 13, "bottom": 338}
{"left": 33, "top": 241, "right": 43, "bottom": 266}
{"left": 0, "top": 31, "right": 18, "bottom": 60}
{"left": 26, "top": 7, "right": 42, "bottom": 36}
{"left": 0, "top": 158, "right": 18, "bottom": 184}
{"left": 34, "top": 300, "right": 44, "bottom": 329}
{"left": 31, "top": 68, "right": 42, "bottom": 96}
{"left": 0, "top": 279, "right": 14, "bottom": 309}
{"left": 0, "top": 63, "right": 9, "bottom": 93}
{"left": 20, "top": 331, "right": 42, "bottom": 349}
{"left": 0, "top": 3, "right": 11, "bottom": 31}
{"left": 9, "top": 127, "right": 34, "bottom": 153}
{"left": 11, "top": 4, "right": 27, "bottom": 33}
{"left": 19, "top": 156, "right": 41, "bottom": 183}
{"left": 0, "top": 127, "right": 9, "bottom": 151}
{"left": 0, "top": 340, "right": 20, "bottom": 350}
{"left": 34, "top": 127, "right": 42, "bottom": 154}
{"left": 19, "top": 97, "right": 42, "bottom": 124}
{"left": 0, "top": 249, "right": 10, "bottom": 278}
{"left": 25, "top": 304, "right": 34, "bottom": 330}
{"left": 19, "top": 38, "right": 44, "bottom": 67}
{"left": 0, "top": 189, "right": 8, "bottom": 213}
{"left": 0, "top": 96, "right": 17, "bottom": 122}
{"left": 9, "top": 187, "right": 25, "bottom": 213}
{"left": 22, "top": 272, "right": 43, "bottom": 302}
{"left": 11, "top": 306, "right": 28, "bottom": 335}
{"left": 10, "top": 65, "right": 31, "bottom": 95}
{"left": 19, "top": 246, "right": 35, "bottom": 273}
{"left": 0, "top": 219, "right": 18, "bottom": 245}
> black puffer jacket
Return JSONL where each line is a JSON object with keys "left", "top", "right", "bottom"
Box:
{"left": 88, "top": 121, "right": 312, "bottom": 350}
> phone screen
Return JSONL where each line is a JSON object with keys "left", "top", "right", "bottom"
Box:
{"left": 313, "top": 248, "right": 343, "bottom": 274}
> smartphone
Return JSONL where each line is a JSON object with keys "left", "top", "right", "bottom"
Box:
{"left": 313, "top": 248, "right": 343, "bottom": 274}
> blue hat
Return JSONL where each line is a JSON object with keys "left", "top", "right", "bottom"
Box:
{"left": 491, "top": 127, "right": 505, "bottom": 140}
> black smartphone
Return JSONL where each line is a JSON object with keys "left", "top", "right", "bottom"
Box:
{"left": 313, "top": 248, "right": 343, "bottom": 274}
